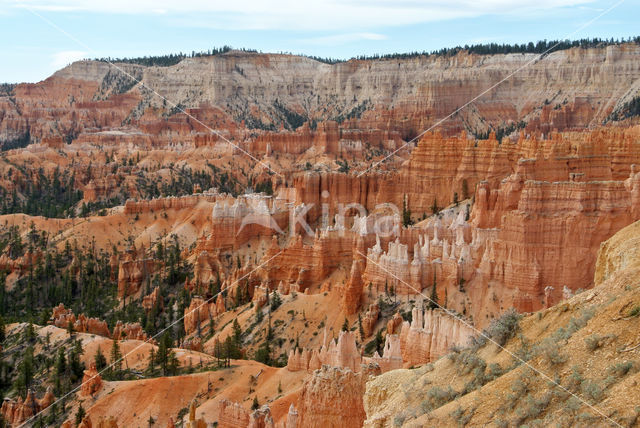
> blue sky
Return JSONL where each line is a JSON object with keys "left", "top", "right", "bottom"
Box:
{"left": 0, "top": 0, "right": 637, "bottom": 83}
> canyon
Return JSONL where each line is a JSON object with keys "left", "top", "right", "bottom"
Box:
{"left": 0, "top": 41, "right": 639, "bottom": 427}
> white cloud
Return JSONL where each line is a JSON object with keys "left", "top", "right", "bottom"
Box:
{"left": 7, "top": 0, "right": 595, "bottom": 31}
{"left": 303, "top": 32, "right": 388, "bottom": 46}
{"left": 51, "top": 50, "right": 87, "bottom": 69}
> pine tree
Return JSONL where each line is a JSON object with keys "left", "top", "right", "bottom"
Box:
{"left": 402, "top": 195, "right": 412, "bottom": 226}
{"left": 232, "top": 319, "right": 242, "bottom": 345}
{"left": 24, "top": 322, "right": 36, "bottom": 343}
{"left": 358, "top": 314, "right": 365, "bottom": 338}
{"left": 156, "top": 334, "right": 169, "bottom": 375}
{"left": 208, "top": 316, "right": 214, "bottom": 338}
{"left": 94, "top": 346, "right": 107, "bottom": 370}
{"left": 167, "top": 348, "right": 179, "bottom": 376}
{"left": 254, "top": 339, "right": 271, "bottom": 365}
{"left": 224, "top": 336, "right": 233, "bottom": 368}
{"left": 110, "top": 339, "right": 122, "bottom": 379}
{"left": 270, "top": 291, "right": 282, "bottom": 311}
{"left": 147, "top": 347, "right": 156, "bottom": 374}
{"left": 428, "top": 273, "right": 438, "bottom": 310}
{"left": 374, "top": 329, "right": 384, "bottom": 356}
{"left": 156, "top": 333, "right": 178, "bottom": 375}
{"left": 70, "top": 340, "right": 85, "bottom": 381}
{"left": 16, "top": 346, "right": 34, "bottom": 397}
{"left": 342, "top": 318, "right": 349, "bottom": 332}
{"left": 267, "top": 311, "right": 273, "bottom": 341}
{"left": 462, "top": 179, "right": 469, "bottom": 200}
{"left": 54, "top": 347, "right": 66, "bottom": 393}
{"left": 214, "top": 339, "right": 223, "bottom": 368}
{"left": 431, "top": 198, "right": 439, "bottom": 215}
{"left": 75, "top": 404, "right": 85, "bottom": 426}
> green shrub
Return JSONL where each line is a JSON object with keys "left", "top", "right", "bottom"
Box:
{"left": 472, "top": 309, "right": 521, "bottom": 348}
{"left": 450, "top": 350, "right": 486, "bottom": 375}
{"left": 537, "top": 337, "right": 567, "bottom": 366}
{"left": 608, "top": 361, "right": 634, "bottom": 377}
{"left": 421, "top": 386, "right": 457, "bottom": 412}
{"left": 514, "top": 392, "right": 551, "bottom": 424}
{"left": 581, "top": 379, "right": 603, "bottom": 403}
{"left": 512, "top": 335, "right": 534, "bottom": 365}
{"left": 486, "top": 363, "right": 505, "bottom": 381}
{"left": 450, "top": 406, "right": 475, "bottom": 427}
{"left": 393, "top": 413, "right": 406, "bottom": 427}
{"left": 628, "top": 305, "right": 640, "bottom": 317}
{"left": 565, "top": 307, "right": 595, "bottom": 337}
{"left": 584, "top": 334, "right": 607, "bottom": 352}
{"left": 565, "top": 366, "right": 584, "bottom": 393}
{"left": 511, "top": 376, "right": 528, "bottom": 397}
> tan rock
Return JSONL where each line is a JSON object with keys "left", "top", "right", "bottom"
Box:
{"left": 218, "top": 399, "right": 250, "bottom": 428}
{"left": 361, "top": 303, "right": 380, "bottom": 338}
{"left": 81, "top": 363, "right": 103, "bottom": 396}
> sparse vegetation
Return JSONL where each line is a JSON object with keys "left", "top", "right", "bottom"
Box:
{"left": 608, "top": 361, "right": 634, "bottom": 378}
{"left": 421, "top": 386, "right": 457, "bottom": 412}
{"left": 584, "top": 333, "right": 615, "bottom": 352}
{"left": 471, "top": 309, "right": 521, "bottom": 348}
{"left": 606, "top": 95, "right": 640, "bottom": 122}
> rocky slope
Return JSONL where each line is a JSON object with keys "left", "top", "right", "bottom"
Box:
{"left": 363, "top": 219, "right": 640, "bottom": 427}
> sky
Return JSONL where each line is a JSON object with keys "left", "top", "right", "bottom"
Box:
{"left": 0, "top": 0, "right": 637, "bottom": 83}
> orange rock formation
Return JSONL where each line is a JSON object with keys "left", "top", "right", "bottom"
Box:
{"left": 297, "top": 364, "right": 380, "bottom": 428}
{"left": 185, "top": 400, "right": 207, "bottom": 428}
{"left": 117, "top": 247, "right": 156, "bottom": 299}
{"left": 51, "top": 304, "right": 110, "bottom": 337}
{"left": 81, "top": 363, "right": 103, "bottom": 396}
{"left": 1, "top": 388, "right": 55, "bottom": 427}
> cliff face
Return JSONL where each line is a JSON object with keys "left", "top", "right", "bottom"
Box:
{"left": 286, "top": 330, "right": 362, "bottom": 373}
{"left": 466, "top": 126, "right": 640, "bottom": 316}
{"left": 398, "top": 308, "right": 475, "bottom": 365}
{"left": 116, "top": 247, "right": 157, "bottom": 299}
{"left": 3, "top": 44, "right": 640, "bottom": 148}
{"left": 297, "top": 364, "right": 380, "bottom": 428}
{"left": 321, "top": 126, "right": 640, "bottom": 327}
{"left": 593, "top": 214, "right": 640, "bottom": 287}
{"left": 260, "top": 230, "right": 355, "bottom": 292}
{"left": 218, "top": 399, "right": 251, "bottom": 428}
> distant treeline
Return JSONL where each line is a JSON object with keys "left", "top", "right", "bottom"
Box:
{"left": 344, "top": 36, "right": 640, "bottom": 62}
{"left": 95, "top": 46, "right": 255, "bottom": 67}
{"left": 87, "top": 36, "right": 639, "bottom": 68}
{"left": 0, "top": 83, "right": 15, "bottom": 96}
